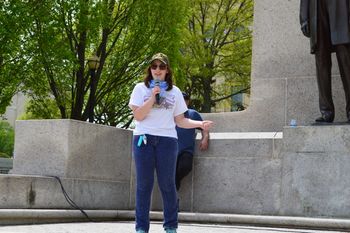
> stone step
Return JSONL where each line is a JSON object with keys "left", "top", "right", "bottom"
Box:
{"left": 0, "top": 209, "right": 350, "bottom": 230}
{"left": 0, "top": 174, "right": 130, "bottom": 210}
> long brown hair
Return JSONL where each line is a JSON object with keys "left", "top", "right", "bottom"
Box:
{"left": 143, "top": 65, "right": 173, "bottom": 91}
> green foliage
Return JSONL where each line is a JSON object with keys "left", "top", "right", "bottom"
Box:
{"left": 1, "top": 0, "right": 189, "bottom": 126}
{"left": 0, "top": 121, "right": 14, "bottom": 158}
{"left": 0, "top": 0, "right": 32, "bottom": 114}
{"left": 1, "top": 0, "right": 253, "bottom": 125}
{"left": 179, "top": 0, "right": 254, "bottom": 112}
{"left": 18, "top": 98, "right": 62, "bottom": 120}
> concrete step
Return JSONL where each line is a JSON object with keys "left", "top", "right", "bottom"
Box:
{"left": 0, "top": 209, "right": 349, "bottom": 231}
{"left": 0, "top": 174, "right": 130, "bottom": 210}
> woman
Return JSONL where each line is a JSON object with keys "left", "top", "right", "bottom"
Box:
{"left": 129, "top": 52, "right": 213, "bottom": 233}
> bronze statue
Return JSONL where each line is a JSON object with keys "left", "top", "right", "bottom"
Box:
{"left": 300, "top": 0, "right": 350, "bottom": 123}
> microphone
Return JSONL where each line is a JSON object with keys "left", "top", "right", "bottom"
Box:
{"left": 154, "top": 78, "right": 161, "bottom": 105}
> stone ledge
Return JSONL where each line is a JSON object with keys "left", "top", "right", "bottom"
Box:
{"left": 195, "top": 132, "right": 283, "bottom": 159}
{"left": 0, "top": 174, "right": 130, "bottom": 210}
{"left": 196, "top": 132, "right": 283, "bottom": 140}
{"left": 283, "top": 125, "right": 350, "bottom": 152}
{"left": 0, "top": 209, "right": 350, "bottom": 230}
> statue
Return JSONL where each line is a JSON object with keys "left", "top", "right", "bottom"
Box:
{"left": 300, "top": 0, "right": 350, "bottom": 123}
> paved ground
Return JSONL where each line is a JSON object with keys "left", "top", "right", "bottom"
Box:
{"left": 0, "top": 221, "right": 348, "bottom": 233}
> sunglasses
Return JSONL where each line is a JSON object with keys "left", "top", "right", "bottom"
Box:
{"left": 150, "top": 64, "right": 167, "bottom": 70}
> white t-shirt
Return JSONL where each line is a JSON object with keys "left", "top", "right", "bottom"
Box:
{"left": 129, "top": 83, "right": 188, "bottom": 138}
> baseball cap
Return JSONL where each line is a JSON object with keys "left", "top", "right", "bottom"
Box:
{"left": 150, "top": 53, "right": 169, "bottom": 65}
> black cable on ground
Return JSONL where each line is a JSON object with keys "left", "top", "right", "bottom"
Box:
{"left": 49, "top": 176, "right": 93, "bottom": 222}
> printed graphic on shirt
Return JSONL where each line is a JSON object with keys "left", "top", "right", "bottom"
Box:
{"left": 143, "top": 93, "right": 175, "bottom": 110}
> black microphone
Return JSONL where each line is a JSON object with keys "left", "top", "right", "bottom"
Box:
{"left": 154, "top": 78, "right": 161, "bottom": 104}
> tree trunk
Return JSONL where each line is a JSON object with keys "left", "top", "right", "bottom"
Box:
{"left": 201, "top": 77, "right": 212, "bottom": 113}
{"left": 71, "top": 30, "right": 87, "bottom": 120}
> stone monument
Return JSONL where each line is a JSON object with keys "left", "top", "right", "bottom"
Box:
{"left": 207, "top": 0, "right": 347, "bottom": 132}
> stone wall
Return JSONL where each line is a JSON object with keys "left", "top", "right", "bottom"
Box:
{"left": 7, "top": 120, "right": 350, "bottom": 219}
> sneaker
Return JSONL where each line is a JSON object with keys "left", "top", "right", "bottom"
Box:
{"left": 165, "top": 229, "right": 177, "bottom": 233}
{"left": 136, "top": 230, "right": 146, "bottom": 233}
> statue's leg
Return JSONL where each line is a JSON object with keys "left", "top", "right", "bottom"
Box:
{"left": 335, "top": 44, "right": 350, "bottom": 121}
{"left": 314, "top": 0, "right": 334, "bottom": 122}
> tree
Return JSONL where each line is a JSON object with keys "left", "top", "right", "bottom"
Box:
{"left": 3, "top": 0, "right": 187, "bottom": 125}
{"left": 0, "top": 0, "right": 32, "bottom": 114}
{"left": 178, "top": 0, "right": 253, "bottom": 112}
{"left": 0, "top": 121, "right": 14, "bottom": 158}
{"left": 18, "top": 98, "right": 61, "bottom": 120}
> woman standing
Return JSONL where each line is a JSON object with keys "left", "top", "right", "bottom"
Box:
{"left": 129, "top": 53, "right": 213, "bottom": 233}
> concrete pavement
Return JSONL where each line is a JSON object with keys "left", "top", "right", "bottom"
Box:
{"left": 0, "top": 221, "right": 348, "bottom": 233}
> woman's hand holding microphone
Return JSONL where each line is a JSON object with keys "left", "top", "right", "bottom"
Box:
{"left": 152, "top": 86, "right": 160, "bottom": 104}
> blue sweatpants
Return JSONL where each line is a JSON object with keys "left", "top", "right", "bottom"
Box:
{"left": 133, "top": 134, "right": 178, "bottom": 232}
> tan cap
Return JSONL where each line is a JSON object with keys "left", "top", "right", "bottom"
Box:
{"left": 150, "top": 53, "right": 169, "bottom": 65}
